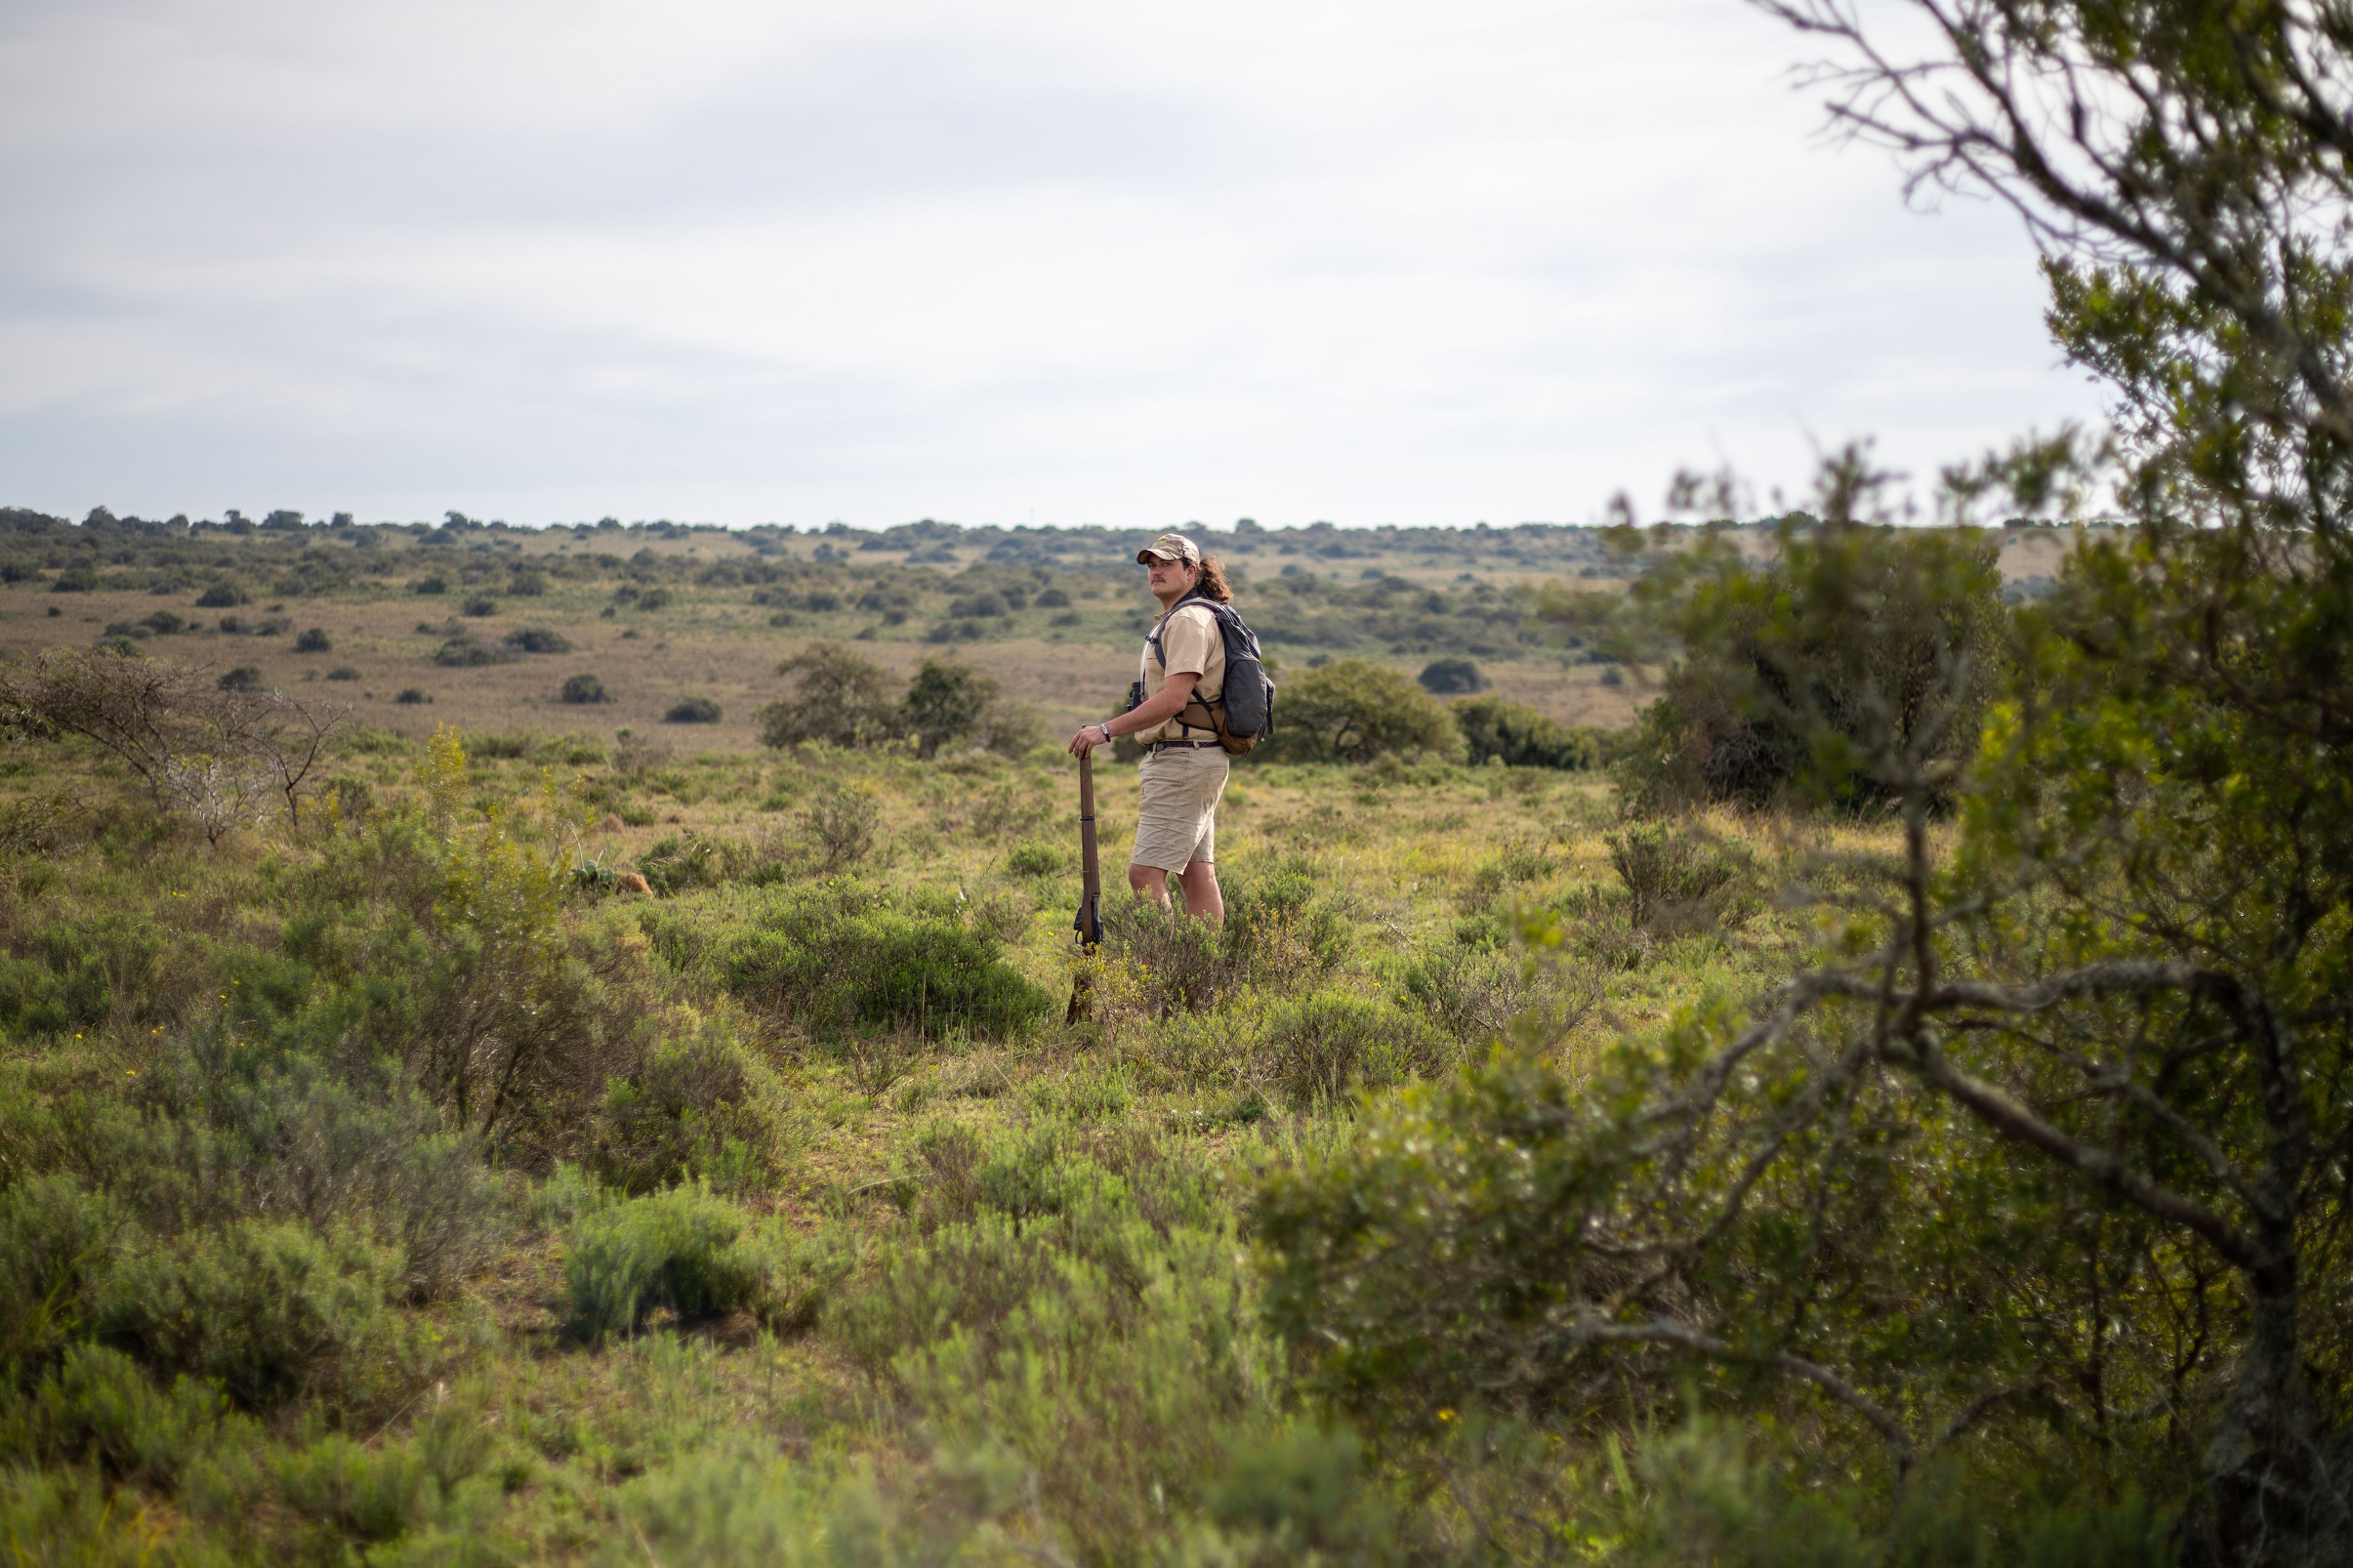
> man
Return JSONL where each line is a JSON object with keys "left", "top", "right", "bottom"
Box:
{"left": 1065, "top": 532, "right": 1237, "bottom": 923}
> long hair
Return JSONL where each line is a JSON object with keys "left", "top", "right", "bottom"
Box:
{"left": 1190, "top": 553, "right": 1235, "bottom": 603}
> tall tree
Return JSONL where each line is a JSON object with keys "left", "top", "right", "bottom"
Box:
{"left": 1260, "top": 7, "right": 2353, "bottom": 1563}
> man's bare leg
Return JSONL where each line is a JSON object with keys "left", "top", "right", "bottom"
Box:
{"left": 1129, "top": 862, "right": 1223, "bottom": 925}
{"left": 1176, "top": 861, "right": 1223, "bottom": 923}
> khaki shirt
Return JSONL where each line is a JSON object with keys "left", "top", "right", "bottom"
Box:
{"left": 1136, "top": 600, "right": 1226, "bottom": 744}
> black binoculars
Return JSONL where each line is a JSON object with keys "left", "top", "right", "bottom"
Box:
{"left": 1125, "top": 681, "right": 1145, "bottom": 714}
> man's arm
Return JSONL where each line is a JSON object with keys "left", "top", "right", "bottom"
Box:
{"left": 1066, "top": 672, "right": 1198, "bottom": 757}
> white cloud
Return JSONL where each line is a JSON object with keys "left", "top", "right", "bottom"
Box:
{"left": 0, "top": 0, "right": 2097, "bottom": 525}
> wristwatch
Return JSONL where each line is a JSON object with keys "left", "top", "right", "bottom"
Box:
{"left": 1093, "top": 722, "right": 1114, "bottom": 744}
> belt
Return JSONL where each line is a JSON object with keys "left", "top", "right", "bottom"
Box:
{"left": 1149, "top": 740, "right": 1222, "bottom": 752}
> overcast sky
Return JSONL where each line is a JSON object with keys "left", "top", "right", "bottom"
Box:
{"left": 0, "top": 0, "right": 2100, "bottom": 529}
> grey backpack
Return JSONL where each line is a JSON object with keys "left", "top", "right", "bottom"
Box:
{"left": 1147, "top": 597, "right": 1276, "bottom": 755}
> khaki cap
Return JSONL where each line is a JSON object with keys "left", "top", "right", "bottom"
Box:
{"left": 1136, "top": 532, "right": 1200, "bottom": 566}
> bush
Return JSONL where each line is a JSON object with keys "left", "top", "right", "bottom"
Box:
{"left": 195, "top": 583, "right": 246, "bottom": 608}
{"left": 591, "top": 1023, "right": 775, "bottom": 1195}
{"left": 393, "top": 687, "right": 431, "bottom": 704}
{"left": 559, "top": 672, "right": 609, "bottom": 704}
{"left": 325, "top": 666, "right": 359, "bottom": 681}
{"left": 1605, "top": 823, "right": 1754, "bottom": 935}
{"left": 722, "top": 882, "right": 1053, "bottom": 1042}
{"left": 17, "top": 1342, "right": 258, "bottom": 1493}
{"left": 98, "top": 1219, "right": 413, "bottom": 1413}
{"left": 757, "top": 643, "right": 901, "bottom": 749}
{"left": 1258, "top": 990, "right": 1452, "bottom": 1107}
{"left": 802, "top": 782, "right": 880, "bottom": 872}
{"left": 1271, "top": 659, "right": 1458, "bottom": 763}
{"left": 293, "top": 628, "right": 331, "bottom": 653}
{"left": 504, "top": 627, "right": 570, "bottom": 654}
{"left": 0, "top": 1176, "right": 120, "bottom": 1386}
{"left": 1616, "top": 521, "right": 2007, "bottom": 813}
{"left": 216, "top": 665, "right": 263, "bottom": 692}
{"left": 1418, "top": 657, "right": 1485, "bottom": 694}
{"left": 562, "top": 1184, "right": 768, "bottom": 1341}
{"left": 408, "top": 576, "right": 447, "bottom": 595}
{"left": 639, "top": 831, "right": 722, "bottom": 894}
{"left": 902, "top": 656, "right": 998, "bottom": 758}
{"left": 1452, "top": 695, "right": 1599, "bottom": 769}
{"left": 142, "top": 1055, "right": 504, "bottom": 1300}
{"left": 432, "top": 635, "right": 509, "bottom": 667}
{"left": 460, "top": 597, "right": 497, "bottom": 617}
{"left": 664, "top": 695, "right": 722, "bottom": 724}
{"left": 1005, "top": 839, "right": 1066, "bottom": 878}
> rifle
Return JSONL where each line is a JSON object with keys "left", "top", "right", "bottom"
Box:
{"left": 1073, "top": 750, "right": 1102, "bottom": 947}
{"left": 1067, "top": 750, "right": 1101, "bottom": 1021}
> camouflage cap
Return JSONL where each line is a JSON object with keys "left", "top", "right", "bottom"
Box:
{"left": 1136, "top": 532, "right": 1201, "bottom": 566}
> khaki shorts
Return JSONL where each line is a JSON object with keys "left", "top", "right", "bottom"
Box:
{"left": 1131, "top": 744, "right": 1229, "bottom": 873}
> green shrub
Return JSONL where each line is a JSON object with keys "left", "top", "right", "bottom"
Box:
{"left": 195, "top": 583, "right": 246, "bottom": 608}
{"left": 293, "top": 628, "right": 331, "bottom": 653}
{"left": 1257, "top": 990, "right": 1452, "bottom": 1108}
{"left": 562, "top": 1184, "right": 768, "bottom": 1341}
{"left": 0, "top": 1466, "right": 214, "bottom": 1567}
{"left": 216, "top": 665, "right": 263, "bottom": 692}
{"left": 503, "top": 627, "right": 570, "bottom": 654}
{"left": 461, "top": 596, "right": 497, "bottom": 617}
{"left": 1198, "top": 1421, "right": 1403, "bottom": 1564}
{"left": 826, "top": 1163, "right": 1276, "bottom": 1562}
{"left": 432, "top": 635, "right": 508, "bottom": 667}
{"left": 559, "top": 672, "right": 608, "bottom": 704}
{"left": 1269, "top": 659, "right": 1458, "bottom": 763}
{"left": 801, "top": 781, "right": 880, "bottom": 872}
{"left": 900, "top": 655, "right": 1037, "bottom": 759}
{"left": 1005, "top": 839, "right": 1066, "bottom": 878}
{"left": 98, "top": 1219, "right": 413, "bottom": 1414}
{"left": 1451, "top": 695, "right": 1599, "bottom": 769}
{"left": 1221, "top": 859, "right": 1351, "bottom": 976}
{"left": 136, "top": 1056, "right": 503, "bottom": 1300}
{"left": 757, "top": 643, "right": 902, "bottom": 749}
{"left": 722, "top": 883, "right": 1053, "bottom": 1042}
{"left": 664, "top": 695, "right": 722, "bottom": 723}
{"left": 268, "top": 1430, "right": 433, "bottom": 1544}
{"left": 1390, "top": 943, "right": 1534, "bottom": 1044}
{"left": 325, "top": 666, "right": 359, "bottom": 681}
{"left": 1417, "top": 657, "right": 1485, "bottom": 693}
{"left": 1614, "top": 521, "right": 2007, "bottom": 813}
{"left": 638, "top": 832, "right": 723, "bottom": 895}
{"left": 590, "top": 1023, "right": 776, "bottom": 1195}
{"left": 1605, "top": 822, "right": 1754, "bottom": 935}
{"left": 394, "top": 687, "right": 431, "bottom": 704}
{"left": 18, "top": 1343, "right": 259, "bottom": 1493}
{"left": 0, "top": 1176, "right": 120, "bottom": 1386}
